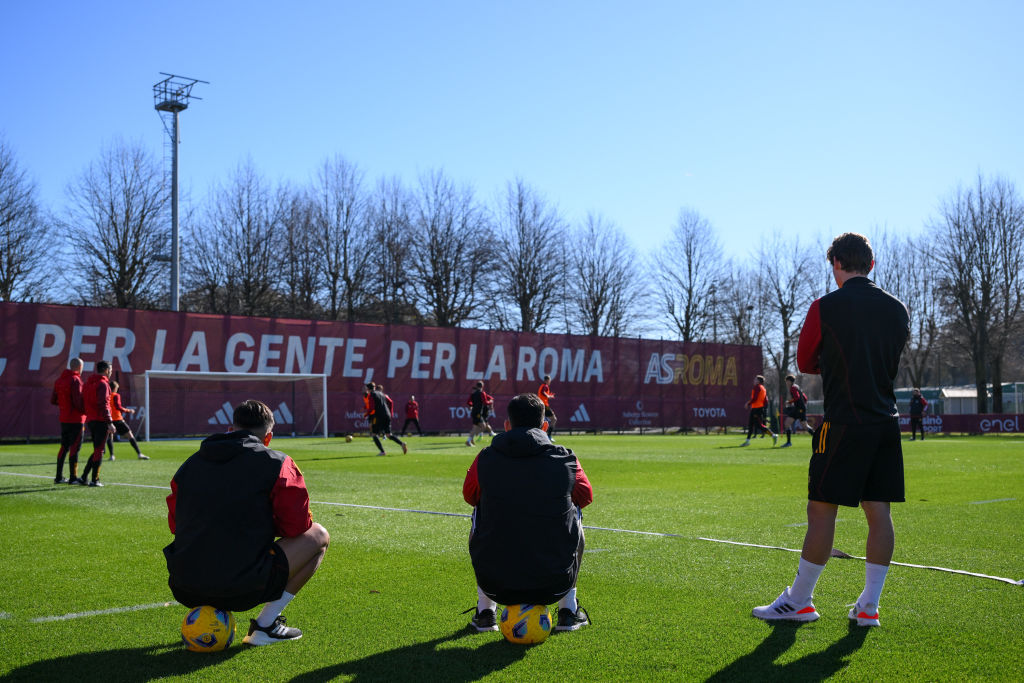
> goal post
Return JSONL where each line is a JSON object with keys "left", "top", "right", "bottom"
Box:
{"left": 142, "top": 371, "right": 328, "bottom": 441}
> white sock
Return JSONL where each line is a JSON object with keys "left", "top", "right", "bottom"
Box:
{"left": 858, "top": 562, "right": 889, "bottom": 607}
{"left": 790, "top": 557, "right": 826, "bottom": 603}
{"left": 256, "top": 590, "right": 295, "bottom": 628}
{"left": 557, "top": 587, "right": 578, "bottom": 613}
{"left": 476, "top": 586, "right": 497, "bottom": 613}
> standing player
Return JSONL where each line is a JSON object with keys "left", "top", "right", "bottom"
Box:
{"left": 753, "top": 232, "right": 909, "bottom": 628}
{"left": 106, "top": 380, "right": 149, "bottom": 461}
{"left": 466, "top": 381, "right": 495, "bottom": 446}
{"left": 537, "top": 374, "right": 557, "bottom": 441}
{"left": 363, "top": 383, "right": 407, "bottom": 456}
{"left": 79, "top": 360, "right": 115, "bottom": 487}
{"left": 780, "top": 374, "right": 814, "bottom": 448}
{"left": 463, "top": 393, "right": 593, "bottom": 632}
{"left": 741, "top": 375, "right": 777, "bottom": 446}
{"left": 164, "top": 399, "right": 330, "bottom": 645}
{"left": 909, "top": 388, "right": 928, "bottom": 441}
{"left": 402, "top": 395, "right": 422, "bottom": 436}
{"left": 51, "top": 357, "right": 86, "bottom": 484}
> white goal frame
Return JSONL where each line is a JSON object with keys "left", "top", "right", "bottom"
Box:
{"left": 143, "top": 371, "right": 328, "bottom": 441}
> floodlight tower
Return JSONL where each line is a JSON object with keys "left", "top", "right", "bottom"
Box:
{"left": 153, "top": 73, "right": 207, "bottom": 311}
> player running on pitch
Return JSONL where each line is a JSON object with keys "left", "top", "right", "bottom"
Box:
{"left": 363, "top": 383, "right": 407, "bottom": 456}
{"left": 741, "top": 375, "right": 777, "bottom": 446}
{"left": 780, "top": 374, "right": 814, "bottom": 448}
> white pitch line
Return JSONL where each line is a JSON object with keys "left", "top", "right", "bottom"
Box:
{"left": 29, "top": 601, "right": 179, "bottom": 623}
{"left": 2, "top": 470, "right": 1020, "bottom": 586}
{"left": 698, "top": 536, "right": 1024, "bottom": 586}
{"left": 970, "top": 498, "right": 1016, "bottom": 505}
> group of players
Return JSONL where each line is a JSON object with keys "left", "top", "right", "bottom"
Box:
{"left": 57, "top": 232, "right": 915, "bottom": 643}
{"left": 51, "top": 358, "right": 149, "bottom": 487}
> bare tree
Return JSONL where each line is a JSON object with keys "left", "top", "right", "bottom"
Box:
{"left": 407, "top": 169, "right": 493, "bottom": 327}
{"left": 202, "top": 160, "right": 283, "bottom": 316}
{"left": 566, "top": 213, "right": 647, "bottom": 337}
{"left": 62, "top": 140, "right": 168, "bottom": 308}
{"left": 652, "top": 209, "right": 723, "bottom": 342}
{"left": 280, "top": 188, "right": 322, "bottom": 319}
{"left": 312, "top": 155, "right": 373, "bottom": 320}
{"left": 0, "top": 139, "right": 52, "bottom": 301}
{"left": 366, "top": 176, "right": 414, "bottom": 324}
{"left": 985, "top": 179, "right": 1024, "bottom": 411}
{"left": 756, "top": 234, "right": 818, "bottom": 404}
{"left": 718, "top": 260, "right": 762, "bottom": 346}
{"left": 931, "top": 175, "right": 1021, "bottom": 412}
{"left": 489, "top": 178, "right": 567, "bottom": 332}
{"left": 873, "top": 229, "right": 940, "bottom": 388}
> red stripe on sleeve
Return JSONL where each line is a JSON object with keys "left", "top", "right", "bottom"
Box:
{"left": 463, "top": 455, "right": 481, "bottom": 506}
{"left": 797, "top": 299, "right": 823, "bottom": 375}
{"left": 572, "top": 461, "right": 593, "bottom": 508}
{"left": 167, "top": 478, "right": 178, "bottom": 534}
{"left": 270, "top": 457, "right": 313, "bottom": 538}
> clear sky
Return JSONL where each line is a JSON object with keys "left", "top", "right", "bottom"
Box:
{"left": 2, "top": 1, "right": 1021, "bottom": 258}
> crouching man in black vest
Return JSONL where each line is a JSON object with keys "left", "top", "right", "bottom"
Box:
{"left": 462, "top": 393, "right": 593, "bottom": 632}
{"left": 164, "top": 399, "right": 330, "bottom": 645}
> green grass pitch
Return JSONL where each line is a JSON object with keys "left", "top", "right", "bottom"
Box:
{"left": 0, "top": 432, "right": 1021, "bottom": 681}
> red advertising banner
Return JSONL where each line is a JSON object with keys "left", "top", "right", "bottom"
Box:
{"left": 1, "top": 302, "right": 762, "bottom": 439}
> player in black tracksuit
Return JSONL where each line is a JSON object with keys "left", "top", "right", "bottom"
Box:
{"left": 753, "top": 232, "right": 909, "bottom": 628}
{"left": 462, "top": 393, "right": 593, "bottom": 632}
{"left": 909, "top": 389, "right": 928, "bottom": 440}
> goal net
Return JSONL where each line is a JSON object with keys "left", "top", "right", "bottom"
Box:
{"left": 139, "top": 371, "right": 328, "bottom": 441}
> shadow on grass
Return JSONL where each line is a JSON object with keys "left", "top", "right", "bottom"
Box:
{"left": 0, "top": 485, "right": 67, "bottom": 497}
{"left": 289, "top": 629, "right": 528, "bottom": 683}
{"left": 706, "top": 621, "right": 869, "bottom": 683}
{"left": 1, "top": 642, "right": 241, "bottom": 682}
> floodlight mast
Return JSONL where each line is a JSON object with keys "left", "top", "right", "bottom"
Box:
{"left": 153, "top": 73, "right": 208, "bottom": 311}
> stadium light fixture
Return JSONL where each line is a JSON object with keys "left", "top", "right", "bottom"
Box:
{"left": 153, "top": 73, "right": 208, "bottom": 312}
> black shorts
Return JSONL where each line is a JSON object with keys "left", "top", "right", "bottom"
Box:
{"left": 86, "top": 421, "right": 109, "bottom": 452}
{"left": 170, "top": 542, "right": 290, "bottom": 612}
{"left": 785, "top": 406, "right": 807, "bottom": 420}
{"left": 60, "top": 422, "right": 84, "bottom": 449}
{"left": 112, "top": 420, "right": 132, "bottom": 436}
{"left": 544, "top": 407, "right": 556, "bottom": 420}
{"left": 808, "top": 419, "right": 904, "bottom": 507}
{"left": 371, "top": 416, "right": 392, "bottom": 436}
{"left": 471, "top": 412, "right": 486, "bottom": 426}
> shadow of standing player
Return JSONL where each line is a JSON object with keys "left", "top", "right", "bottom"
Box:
{"left": 706, "top": 620, "right": 869, "bottom": 682}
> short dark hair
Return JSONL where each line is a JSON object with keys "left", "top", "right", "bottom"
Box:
{"left": 785, "top": 374, "right": 795, "bottom": 383}
{"left": 233, "top": 399, "right": 274, "bottom": 432}
{"left": 474, "top": 381, "right": 484, "bottom": 388}
{"left": 755, "top": 374, "right": 765, "bottom": 383}
{"left": 110, "top": 380, "right": 120, "bottom": 392}
{"left": 543, "top": 374, "right": 551, "bottom": 382}
{"left": 827, "top": 232, "right": 873, "bottom": 274}
{"left": 507, "top": 393, "right": 545, "bottom": 429}
{"left": 96, "top": 360, "right": 111, "bottom": 374}
{"left": 365, "top": 382, "right": 375, "bottom": 390}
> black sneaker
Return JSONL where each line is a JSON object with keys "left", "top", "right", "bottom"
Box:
{"left": 242, "top": 615, "right": 302, "bottom": 645}
{"left": 71, "top": 477, "right": 88, "bottom": 486}
{"left": 555, "top": 605, "right": 590, "bottom": 631}
{"left": 54, "top": 477, "right": 69, "bottom": 484}
{"left": 468, "top": 608, "right": 498, "bottom": 632}
{"left": 88, "top": 480, "right": 104, "bottom": 487}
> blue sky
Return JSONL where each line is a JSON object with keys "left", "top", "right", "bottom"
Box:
{"left": 2, "top": 1, "right": 1021, "bottom": 257}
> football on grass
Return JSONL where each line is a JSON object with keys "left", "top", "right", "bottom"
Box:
{"left": 345, "top": 435, "right": 353, "bottom": 442}
{"left": 181, "top": 605, "right": 235, "bottom": 652}
{"left": 499, "top": 604, "right": 551, "bottom": 644}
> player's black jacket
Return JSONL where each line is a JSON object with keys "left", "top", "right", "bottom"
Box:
{"left": 798, "top": 276, "right": 909, "bottom": 424}
{"left": 469, "top": 427, "right": 583, "bottom": 604}
{"left": 164, "top": 432, "right": 291, "bottom": 600}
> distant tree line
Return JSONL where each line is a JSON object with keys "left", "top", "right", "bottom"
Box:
{"left": 2, "top": 135, "right": 1022, "bottom": 409}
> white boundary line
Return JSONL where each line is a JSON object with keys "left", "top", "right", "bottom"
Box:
{"left": 2, "top": 470, "right": 1021, "bottom": 587}
{"left": 969, "top": 498, "right": 1016, "bottom": 505}
{"left": 29, "top": 602, "right": 179, "bottom": 623}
